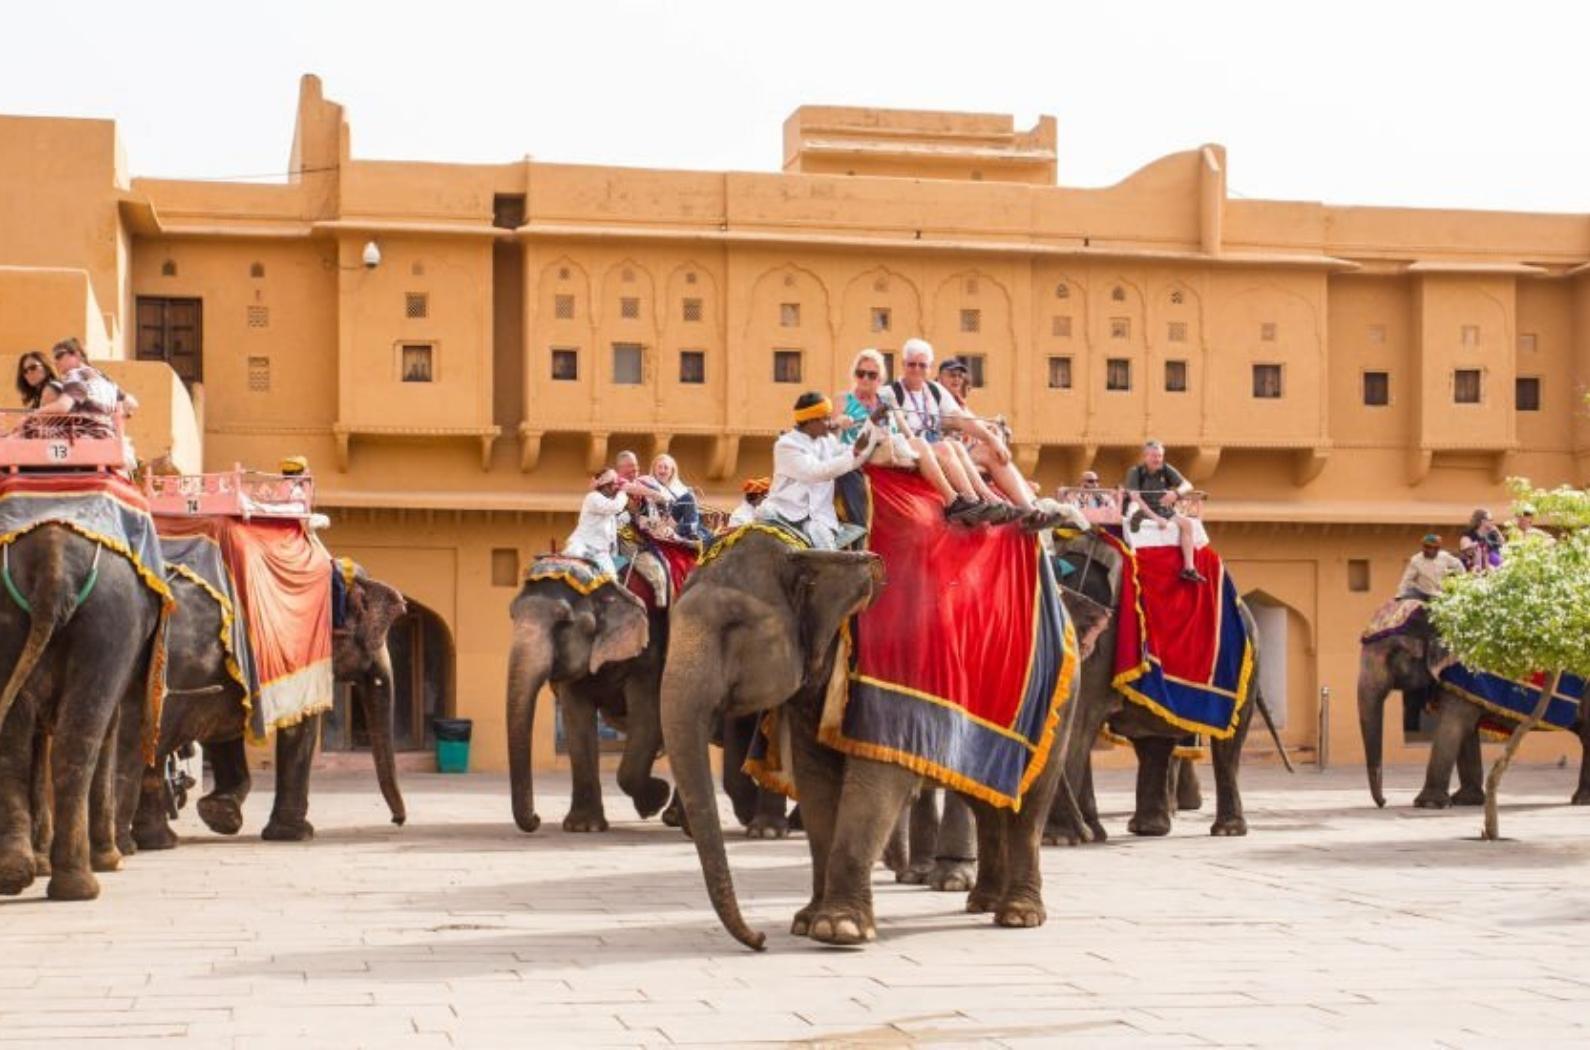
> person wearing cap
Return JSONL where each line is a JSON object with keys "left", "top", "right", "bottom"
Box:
{"left": 1069, "top": 470, "right": 1112, "bottom": 510}
{"left": 1513, "top": 503, "right": 1553, "bottom": 542}
{"left": 565, "top": 469, "right": 664, "bottom": 575}
{"left": 1397, "top": 534, "right": 1466, "bottom": 601}
{"left": 1125, "top": 439, "right": 1204, "bottom": 583}
{"left": 759, "top": 391, "right": 871, "bottom": 549}
{"left": 728, "top": 477, "right": 770, "bottom": 529}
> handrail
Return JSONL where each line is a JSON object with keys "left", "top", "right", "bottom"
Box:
{"left": 146, "top": 463, "right": 315, "bottom": 520}
{"left": 1053, "top": 487, "right": 1208, "bottom": 527}
{"left": 0, "top": 409, "right": 127, "bottom": 473}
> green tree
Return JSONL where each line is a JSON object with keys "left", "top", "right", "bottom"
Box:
{"left": 1428, "top": 481, "right": 1590, "bottom": 839}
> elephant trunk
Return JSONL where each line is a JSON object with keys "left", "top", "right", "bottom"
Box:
{"left": 1357, "top": 660, "right": 1389, "bottom": 808}
{"left": 660, "top": 661, "right": 765, "bottom": 951}
{"left": 360, "top": 645, "right": 406, "bottom": 826}
{"left": 506, "top": 620, "right": 553, "bottom": 834}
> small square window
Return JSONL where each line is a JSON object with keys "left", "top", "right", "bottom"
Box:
{"left": 1461, "top": 325, "right": 1480, "bottom": 348}
{"left": 680, "top": 350, "right": 706, "bottom": 385}
{"left": 619, "top": 297, "right": 640, "bottom": 320}
{"left": 1347, "top": 559, "right": 1371, "bottom": 593}
{"left": 1167, "top": 321, "right": 1187, "bottom": 343}
{"left": 1368, "top": 324, "right": 1387, "bottom": 344}
{"left": 612, "top": 343, "right": 644, "bottom": 385}
{"left": 963, "top": 355, "right": 986, "bottom": 389}
{"left": 871, "top": 307, "right": 891, "bottom": 332}
{"left": 1055, "top": 283, "right": 1070, "bottom": 300}
{"left": 1052, "top": 315, "right": 1072, "bottom": 338}
{"left": 1106, "top": 358, "right": 1131, "bottom": 391}
{"left": 405, "top": 292, "right": 428, "bottom": 319}
{"left": 773, "top": 349, "right": 802, "bottom": 383}
{"left": 1516, "top": 376, "right": 1541, "bottom": 412}
{"left": 247, "top": 356, "right": 270, "bottom": 392}
{"left": 1519, "top": 333, "right": 1538, "bottom": 353}
{"left": 1169, "top": 289, "right": 1184, "bottom": 306}
{"left": 401, "top": 344, "right": 434, "bottom": 383}
{"left": 1253, "top": 364, "right": 1282, "bottom": 399}
{"left": 1110, "top": 286, "right": 1126, "bottom": 302}
{"left": 554, "top": 294, "right": 575, "bottom": 320}
{"left": 1110, "top": 317, "right": 1130, "bottom": 340}
{"left": 1363, "top": 371, "right": 1389, "bottom": 406}
{"left": 960, "top": 309, "right": 981, "bottom": 334}
{"left": 1164, "top": 360, "right": 1188, "bottom": 392}
{"left": 780, "top": 303, "right": 801, "bottom": 327}
{"left": 550, "top": 347, "right": 579, "bottom": 381}
{"left": 682, "top": 298, "right": 702, "bottom": 323}
{"left": 247, "top": 305, "right": 270, "bottom": 329}
{"left": 491, "top": 549, "right": 520, "bottom": 588}
{"left": 1454, "top": 369, "right": 1482, "bottom": 404}
{"left": 1260, "top": 322, "right": 1277, "bottom": 342}
{"left": 1047, "top": 356, "right": 1072, "bottom": 389}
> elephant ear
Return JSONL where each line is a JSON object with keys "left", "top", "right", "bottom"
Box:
{"left": 351, "top": 578, "right": 408, "bottom": 649}
{"left": 789, "top": 549, "right": 883, "bottom": 684}
{"left": 589, "top": 588, "right": 649, "bottom": 674}
{"left": 1059, "top": 587, "right": 1112, "bottom": 660}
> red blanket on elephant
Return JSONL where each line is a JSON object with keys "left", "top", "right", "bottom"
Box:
{"left": 816, "top": 466, "right": 1078, "bottom": 810}
{"left": 155, "top": 515, "right": 333, "bottom": 737}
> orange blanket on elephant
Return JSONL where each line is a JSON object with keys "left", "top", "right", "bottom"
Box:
{"left": 155, "top": 515, "right": 333, "bottom": 737}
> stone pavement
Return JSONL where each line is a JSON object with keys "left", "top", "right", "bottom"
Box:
{"left": 1, "top": 763, "right": 1589, "bottom": 1048}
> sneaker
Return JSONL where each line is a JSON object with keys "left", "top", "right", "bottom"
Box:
{"left": 1179, "top": 568, "right": 1207, "bottom": 584}
{"left": 944, "top": 496, "right": 983, "bottom": 526}
{"left": 972, "top": 500, "right": 1011, "bottom": 525}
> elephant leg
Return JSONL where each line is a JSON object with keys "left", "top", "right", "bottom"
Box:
{"left": 787, "top": 716, "right": 845, "bottom": 938}
{"left": 133, "top": 761, "right": 178, "bottom": 852}
{"left": 1080, "top": 759, "right": 1107, "bottom": 842}
{"left": 1451, "top": 727, "right": 1486, "bottom": 806}
{"left": 1575, "top": 714, "right": 1590, "bottom": 806}
{"left": 806, "top": 759, "right": 919, "bottom": 946}
{"left": 882, "top": 797, "right": 911, "bottom": 876}
{"left": 927, "top": 791, "right": 977, "bottom": 892}
{"left": 87, "top": 706, "right": 123, "bottom": 874}
{"left": 197, "top": 736, "right": 251, "bottom": 836}
{"left": 616, "top": 674, "right": 671, "bottom": 822}
{"left": 720, "top": 714, "right": 760, "bottom": 828}
{"left": 559, "top": 689, "right": 609, "bottom": 832}
{"left": 988, "top": 750, "right": 1066, "bottom": 928}
{"left": 1127, "top": 737, "right": 1175, "bottom": 836}
{"left": 47, "top": 669, "right": 124, "bottom": 901}
{"left": 1210, "top": 720, "right": 1252, "bottom": 836}
{"left": 1415, "top": 693, "right": 1480, "bottom": 810}
{"left": 1175, "top": 756, "right": 1204, "bottom": 812}
{"left": 897, "top": 787, "right": 939, "bottom": 883}
{"left": 0, "top": 698, "right": 40, "bottom": 895}
{"left": 746, "top": 782, "right": 790, "bottom": 840}
{"left": 110, "top": 678, "right": 149, "bottom": 858}
{"left": 965, "top": 798, "right": 1007, "bottom": 914}
{"left": 29, "top": 728, "right": 52, "bottom": 877}
{"left": 261, "top": 718, "right": 318, "bottom": 841}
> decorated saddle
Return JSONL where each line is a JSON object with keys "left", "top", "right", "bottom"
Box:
{"left": 618, "top": 528, "right": 700, "bottom": 610}
{"left": 0, "top": 472, "right": 173, "bottom": 758}
{"left": 1101, "top": 531, "right": 1254, "bottom": 739}
{"left": 525, "top": 553, "right": 616, "bottom": 595}
{"left": 750, "top": 465, "right": 1079, "bottom": 811}
{"left": 1439, "top": 666, "right": 1583, "bottom": 736}
{"left": 1361, "top": 598, "right": 1429, "bottom": 644}
{"left": 158, "top": 532, "right": 256, "bottom": 730}
{"left": 155, "top": 515, "right": 333, "bottom": 739}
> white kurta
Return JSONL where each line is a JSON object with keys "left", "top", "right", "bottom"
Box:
{"left": 758, "top": 429, "right": 858, "bottom": 548}
{"left": 727, "top": 500, "right": 758, "bottom": 528}
{"left": 564, "top": 489, "right": 629, "bottom": 574}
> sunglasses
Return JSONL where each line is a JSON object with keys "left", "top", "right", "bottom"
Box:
{"left": 854, "top": 369, "right": 879, "bottom": 379}
{"left": 904, "top": 361, "right": 930, "bottom": 370}
{"left": 23, "top": 362, "right": 43, "bottom": 372}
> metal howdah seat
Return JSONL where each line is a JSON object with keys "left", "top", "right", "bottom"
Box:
{"left": 145, "top": 465, "right": 315, "bottom": 520}
{"left": 0, "top": 409, "right": 129, "bottom": 474}
{"left": 1053, "top": 486, "right": 1208, "bottom": 529}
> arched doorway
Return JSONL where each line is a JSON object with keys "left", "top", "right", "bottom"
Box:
{"left": 323, "top": 599, "right": 456, "bottom": 752}
{"left": 1241, "top": 590, "right": 1316, "bottom": 750}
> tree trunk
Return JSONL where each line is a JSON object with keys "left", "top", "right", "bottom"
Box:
{"left": 1482, "top": 669, "right": 1561, "bottom": 841}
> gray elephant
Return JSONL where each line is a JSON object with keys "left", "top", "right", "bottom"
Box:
{"left": 0, "top": 525, "right": 164, "bottom": 900}
{"left": 504, "top": 567, "right": 660, "bottom": 834}
{"left": 661, "top": 531, "right": 1077, "bottom": 950}
{"left": 1046, "top": 537, "right": 1260, "bottom": 844}
{"left": 129, "top": 560, "right": 407, "bottom": 849}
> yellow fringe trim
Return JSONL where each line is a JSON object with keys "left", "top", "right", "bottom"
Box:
{"left": 524, "top": 565, "right": 615, "bottom": 595}
{"left": 1443, "top": 682, "right": 1572, "bottom": 735}
{"left": 1173, "top": 745, "right": 1208, "bottom": 762}
{"left": 699, "top": 523, "right": 809, "bottom": 570}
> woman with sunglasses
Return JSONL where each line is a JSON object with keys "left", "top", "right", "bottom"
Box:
{"left": 35, "top": 338, "right": 138, "bottom": 420}
{"left": 14, "top": 351, "right": 61, "bottom": 409}
{"left": 837, "top": 348, "right": 985, "bottom": 526}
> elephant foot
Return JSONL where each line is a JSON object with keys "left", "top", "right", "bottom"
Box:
{"left": 1572, "top": 789, "right": 1590, "bottom": 806}
{"left": 261, "top": 818, "right": 314, "bottom": 842}
{"left": 89, "top": 847, "right": 122, "bottom": 874}
{"left": 46, "top": 868, "right": 99, "bottom": 901}
{"left": 1210, "top": 815, "right": 1248, "bottom": 837}
{"left": 1176, "top": 781, "right": 1204, "bottom": 813}
{"left": 806, "top": 905, "right": 876, "bottom": 947}
{"left": 514, "top": 810, "right": 542, "bottom": 834}
{"left": 661, "top": 789, "right": 685, "bottom": 828}
{"left": 0, "top": 854, "right": 36, "bottom": 896}
{"left": 133, "top": 818, "right": 178, "bottom": 852}
{"left": 994, "top": 897, "right": 1047, "bottom": 928}
{"left": 1042, "top": 828, "right": 1081, "bottom": 847}
{"left": 197, "top": 795, "right": 245, "bottom": 836}
{"left": 1451, "top": 786, "right": 1487, "bottom": 807}
{"left": 927, "top": 859, "right": 977, "bottom": 893}
{"left": 1413, "top": 789, "right": 1452, "bottom": 810}
{"left": 881, "top": 836, "right": 908, "bottom": 876}
{"left": 1127, "top": 812, "right": 1172, "bottom": 837}
{"left": 31, "top": 853, "right": 50, "bottom": 878}
{"left": 1087, "top": 819, "right": 1109, "bottom": 844}
{"left": 745, "top": 813, "right": 789, "bottom": 840}
{"left": 790, "top": 902, "right": 816, "bottom": 937}
{"left": 631, "top": 778, "right": 672, "bottom": 821}
{"left": 116, "top": 830, "right": 135, "bottom": 857}
{"left": 965, "top": 888, "right": 1001, "bottom": 914}
{"left": 561, "top": 810, "right": 610, "bottom": 833}
{"left": 896, "top": 858, "right": 935, "bottom": 884}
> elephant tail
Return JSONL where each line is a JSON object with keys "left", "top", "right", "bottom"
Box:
{"left": 0, "top": 530, "right": 76, "bottom": 732}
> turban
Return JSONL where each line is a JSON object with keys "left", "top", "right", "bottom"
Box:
{"left": 592, "top": 469, "right": 619, "bottom": 489}
{"left": 743, "top": 477, "right": 770, "bottom": 496}
{"left": 280, "top": 455, "right": 310, "bottom": 476}
{"left": 793, "top": 397, "right": 833, "bottom": 424}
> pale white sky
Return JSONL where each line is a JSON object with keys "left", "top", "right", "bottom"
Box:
{"left": 7, "top": 0, "right": 1587, "bottom": 213}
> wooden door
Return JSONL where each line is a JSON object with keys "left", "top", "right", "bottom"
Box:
{"left": 135, "top": 296, "right": 203, "bottom": 383}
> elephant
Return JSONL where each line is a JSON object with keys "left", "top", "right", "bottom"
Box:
{"left": 720, "top": 712, "right": 795, "bottom": 838}
{"left": 1357, "top": 612, "right": 1589, "bottom": 809}
{"left": 0, "top": 525, "right": 164, "bottom": 900}
{"left": 1046, "top": 536, "right": 1260, "bottom": 844}
{"left": 661, "top": 530, "right": 1078, "bottom": 950}
{"left": 884, "top": 787, "right": 979, "bottom": 891}
{"left": 128, "top": 560, "right": 408, "bottom": 850}
{"left": 504, "top": 570, "right": 661, "bottom": 834}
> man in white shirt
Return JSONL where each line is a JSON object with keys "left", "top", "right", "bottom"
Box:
{"left": 1397, "top": 534, "right": 1466, "bottom": 600}
{"left": 565, "top": 469, "right": 658, "bottom": 575}
{"left": 728, "top": 477, "right": 770, "bottom": 529}
{"left": 758, "top": 392, "right": 870, "bottom": 549}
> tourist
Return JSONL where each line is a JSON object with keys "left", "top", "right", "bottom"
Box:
{"left": 1458, "top": 508, "right": 1503, "bottom": 571}
{"left": 14, "top": 351, "right": 60, "bottom": 410}
{"left": 649, "top": 453, "right": 704, "bottom": 541}
{"left": 614, "top": 449, "right": 641, "bottom": 482}
{"left": 759, "top": 391, "right": 870, "bottom": 549}
{"left": 1068, "top": 470, "right": 1113, "bottom": 511}
{"left": 565, "top": 469, "right": 661, "bottom": 575}
{"left": 728, "top": 477, "right": 769, "bottom": 529}
{"left": 1513, "top": 503, "right": 1553, "bottom": 543}
{"left": 1396, "top": 534, "right": 1465, "bottom": 601}
{"left": 937, "top": 355, "right": 1044, "bottom": 512}
{"left": 37, "top": 338, "right": 138, "bottom": 419}
{"left": 1124, "top": 440, "right": 1203, "bottom": 583}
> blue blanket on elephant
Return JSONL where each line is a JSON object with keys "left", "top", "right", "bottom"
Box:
{"left": 1438, "top": 664, "right": 1582, "bottom": 734}
{"left": 158, "top": 534, "right": 260, "bottom": 736}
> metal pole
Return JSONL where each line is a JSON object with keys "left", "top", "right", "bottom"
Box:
{"left": 1317, "top": 685, "right": 1331, "bottom": 771}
